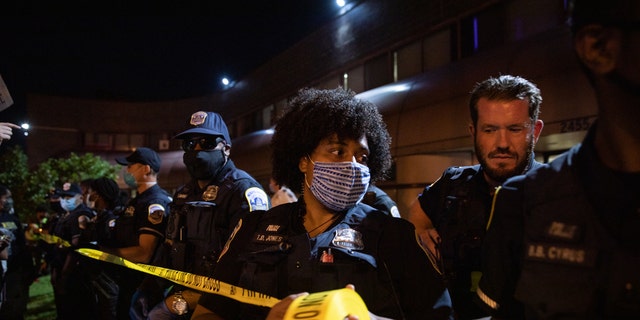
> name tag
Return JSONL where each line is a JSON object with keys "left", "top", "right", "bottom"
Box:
{"left": 525, "top": 242, "right": 596, "bottom": 267}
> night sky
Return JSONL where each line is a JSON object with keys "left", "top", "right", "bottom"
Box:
{"left": 0, "top": 4, "right": 339, "bottom": 129}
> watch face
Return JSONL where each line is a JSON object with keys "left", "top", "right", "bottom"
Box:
{"left": 172, "top": 297, "right": 188, "bottom": 315}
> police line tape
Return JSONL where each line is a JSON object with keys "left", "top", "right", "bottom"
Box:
{"left": 75, "top": 248, "right": 371, "bottom": 319}
{"left": 34, "top": 233, "right": 71, "bottom": 248}
{"left": 75, "top": 248, "right": 278, "bottom": 307}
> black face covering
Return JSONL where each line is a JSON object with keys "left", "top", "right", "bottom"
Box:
{"left": 0, "top": 197, "right": 13, "bottom": 214}
{"left": 183, "top": 149, "right": 227, "bottom": 180}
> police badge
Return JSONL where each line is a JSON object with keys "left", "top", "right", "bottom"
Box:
{"left": 202, "top": 185, "right": 218, "bottom": 201}
{"left": 332, "top": 227, "right": 364, "bottom": 251}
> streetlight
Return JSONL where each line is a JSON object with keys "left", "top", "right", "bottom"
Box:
{"left": 221, "top": 76, "right": 235, "bottom": 90}
{"left": 20, "top": 122, "right": 30, "bottom": 136}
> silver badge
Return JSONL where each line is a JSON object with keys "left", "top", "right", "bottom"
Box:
{"left": 332, "top": 227, "right": 364, "bottom": 251}
{"left": 202, "top": 185, "right": 219, "bottom": 201}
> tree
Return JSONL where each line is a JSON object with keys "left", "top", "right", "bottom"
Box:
{"left": 0, "top": 147, "right": 119, "bottom": 221}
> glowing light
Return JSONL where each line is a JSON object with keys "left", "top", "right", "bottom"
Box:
{"left": 221, "top": 77, "right": 230, "bottom": 86}
{"left": 336, "top": 0, "right": 346, "bottom": 7}
{"left": 21, "top": 122, "right": 30, "bottom": 136}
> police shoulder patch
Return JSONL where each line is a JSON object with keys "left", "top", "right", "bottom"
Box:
{"left": 147, "top": 203, "right": 165, "bottom": 225}
{"left": 245, "top": 187, "right": 269, "bottom": 212}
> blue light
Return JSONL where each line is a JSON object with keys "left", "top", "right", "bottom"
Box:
{"left": 473, "top": 17, "right": 478, "bottom": 51}
{"left": 336, "top": 0, "right": 346, "bottom": 7}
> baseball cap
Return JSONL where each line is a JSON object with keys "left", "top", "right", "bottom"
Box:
{"left": 58, "top": 182, "right": 82, "bottom": 197}
{"left": 116, "top": 147, "right": 161, "bottom": 172}
{"left": 174, "top": 111, "right": 232, "bottom": 146}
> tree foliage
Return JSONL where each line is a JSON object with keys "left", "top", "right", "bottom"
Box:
{"left": 0, "top": 147, "right": 119, "bottom": 222}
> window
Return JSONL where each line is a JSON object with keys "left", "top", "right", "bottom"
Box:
{"left": 364, "top": 53, "right": 392, "bottom": 90}
{"left": 459, "top": 4, "right": 506, "bottom": 58}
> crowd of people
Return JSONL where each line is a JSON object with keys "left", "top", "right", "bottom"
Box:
{"left": 0, "top": 0, "right": 637, "bottom": 318}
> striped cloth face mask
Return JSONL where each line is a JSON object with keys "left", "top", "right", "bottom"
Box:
{"left": 307, "top": 159, "right": 371, "bottom": 212}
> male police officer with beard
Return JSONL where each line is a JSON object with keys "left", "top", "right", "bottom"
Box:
{"left": 139, "top": 111, "right": 269, "bottom": 319}
{"left": 408, "top": 75, "right": 545, "bottom": 319}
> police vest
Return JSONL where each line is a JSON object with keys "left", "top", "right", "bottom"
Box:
{"left": 514, "top": 149, "right": 640, "bottom": 318}
{"left": 430, "top": 165, "right": 489, "bottom": 278}
{"left": 227, "top": 203, "right": 414, "bottom": 319}
{"left": 166, "top": 176, "right": 257, "bottom": 276}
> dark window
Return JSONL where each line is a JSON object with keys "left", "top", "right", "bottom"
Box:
{"left": 364, "top": 53, "right": 392, "bottom": 90}
{"left": 459, "top": 4, "right": 506, "bottom": 58}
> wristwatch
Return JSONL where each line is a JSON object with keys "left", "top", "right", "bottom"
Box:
{"left": 171, "top": 291, "right": 189, "bottom": 315}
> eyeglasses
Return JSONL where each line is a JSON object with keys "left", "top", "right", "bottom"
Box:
{"left": 182, "top": 137, "right": 223, "bottom": 151}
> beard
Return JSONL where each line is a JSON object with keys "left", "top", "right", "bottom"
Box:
{"left": 476, "top": 140, "right": 534, "bottom": 184}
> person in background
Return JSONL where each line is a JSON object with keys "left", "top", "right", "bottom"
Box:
{"left": 192, "top": 88, "right": 452, "bottom": 320}
{"left": 83, "top": 177, "right": 125, "bottom": 320}
{"left": 268, "top": 177, "right": 297, "bottom": 207}
{"left": 100, "top": 147, "right": 172, "bottom": 320}
{"left": 50, "top": 182, "right": 96, "bottom": 319}
{"left": 81, "top": 178, "right": 95, "bottom": 211}
{"left": 477, "top": 0, "right": 640, "bottom": 318}
{"left": 0, "top": 185, "right": 32, "bottom": 320}
{"left": 138, "top": 111, "right": 269, "bottom": 319}
{"left": 362, "top": 184, "right": 400, "bottom": 218}
{"left": 407, "top": 74, "right": 544, "bottom": 319}
{"left": 0, "top": 122, "right": 19, "bottom": 146}
{"left": 24, "top": 204, "right": 51, "bottom": 280}
{"left": 0, "top": 227, "right": 14, "bottom": 310}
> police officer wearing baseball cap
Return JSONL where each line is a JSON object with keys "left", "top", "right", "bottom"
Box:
{"left": 102, "top": 147, "right": 172, "bottom": 319}
{"left": 48, "top": 182, "right": 96, "bottom": 319}
{"left": 138, "top": 111, "right": 269, "bottom": 319}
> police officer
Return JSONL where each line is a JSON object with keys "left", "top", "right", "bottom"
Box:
{"left": 50, "top": 182, "right": 96, "bottom": 319}
{"left": 407, "top": 75, "right": 544, "bottom": 319}
{"left": 101, "top": 147, "right": 172, "bottom": 319}
{"left": 192, "top": 88, "right": 452, "bottom": 320}
{"left": 142, "top": 111, "right": 269, "bottom": 319}
{"left": 477, "top": 0, "right": 640, "bottom": 318}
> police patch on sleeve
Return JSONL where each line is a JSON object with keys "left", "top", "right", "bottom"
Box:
{"left": 148, "top": 203, "right": 165, "bottom": 225}
{"left": 245, "top": 187, "right": 269, "bottom": 211}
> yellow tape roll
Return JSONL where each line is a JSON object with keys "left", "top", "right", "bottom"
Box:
{"left": 283, "top": 288, "right": 370, "bottom": 320}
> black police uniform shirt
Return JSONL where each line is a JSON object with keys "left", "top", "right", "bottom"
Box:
{"left": 361, "top": 185, "right": 400, "bottom": 217}
{"left": 477, "top": 126, "right": 640, "bottom": 319}
{"left": 417, "top": 159, "right": 542, "bottom": 319}
{"left": 165, "top": 159, "right": 269, "bottom": 276}
{"left": 198, "top": 199, "right": 453, "bottom": 320}
{"left": 112, "top": 184, "right": 171, "bottom": 250}
{"left": 51, "top": 204, "right": 94, "bottom": 265}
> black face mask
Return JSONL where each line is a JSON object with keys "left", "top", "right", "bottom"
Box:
{"left": 1, "top": 197, "right": 13, "bottom": 214}
{"left": 183, "top": 149, "right": 227, "bottom": 180}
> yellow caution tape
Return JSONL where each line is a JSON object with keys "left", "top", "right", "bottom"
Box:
{"left": 76, "top": 248, "right": 279, "bottom": 307}
{"left": 283, "top": 288, "right": 370, "bottom": 320}
{"left": 76, "top": 248, "right": 371, "bottom": 318}
{"left": 36, "top": 233, "right": 71, "bottom": 248}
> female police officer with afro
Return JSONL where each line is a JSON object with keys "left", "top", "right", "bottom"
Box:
{"left": 191, "top": 87, "right": 452, "bottom": 319}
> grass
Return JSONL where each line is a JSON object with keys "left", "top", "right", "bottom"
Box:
{"left": 26, "top": 274, "right": 57, "bottom": 320}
